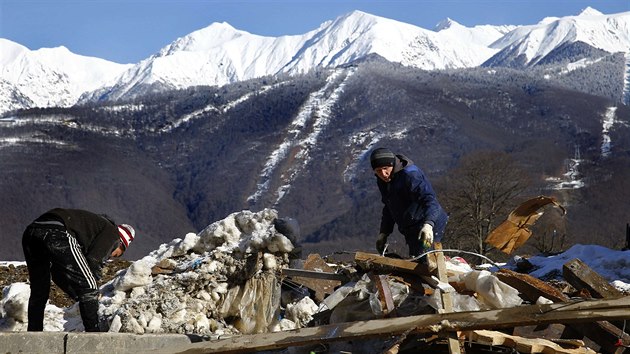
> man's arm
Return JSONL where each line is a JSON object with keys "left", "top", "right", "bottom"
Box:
{"left": 407, "top": 167, "right": 442, "bottom": 225}
{"left": 379, "top": 205, "right": 395, "bottom": 234}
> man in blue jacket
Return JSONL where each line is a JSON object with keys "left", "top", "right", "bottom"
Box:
{"left": 22, "top": 208, "right": 136, "bottom": 331}
{"left": 370, "top": 147, "right": 448, "bottom": 258}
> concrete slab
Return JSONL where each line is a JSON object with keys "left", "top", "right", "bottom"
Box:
{"left": 0, "top": 332, "right": 209, "bottom": 353}
{"left": 0, "top": 332, "right": 65, "bottom": 353}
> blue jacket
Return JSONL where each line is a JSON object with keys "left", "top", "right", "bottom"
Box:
{"left": 376, "top": 155, "right": 447, "bottom": 237}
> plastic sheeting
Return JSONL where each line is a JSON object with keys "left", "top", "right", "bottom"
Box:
{"left": 460, "top": 270, "right": 523, "bottom": 309}
{"left": 219, "top": 272, "right": 280, "bottom": 334}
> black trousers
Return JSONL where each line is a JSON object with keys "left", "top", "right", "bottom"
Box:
{"left": 21, "top": 223, "right": 100, "bottom": 331}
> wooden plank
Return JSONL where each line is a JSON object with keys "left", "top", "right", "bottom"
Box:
{"left": 560, "top": 258, "right": 629, "bottom": 353}
{"left": 288, "top": 254, "right": 341, "bottom": 302}
{"left": 173, "top": 295, "right": 630, "bottom": 353}
{"left": 562, "top": 258, "right": 623, "bottom": 299}
{"left": 485, "top": 196, "right": 566, "bottom": 254}
{"left": 355, "top": 251, "right": 431, "bottom": 276}
{"left": 469, "top": 330, "right": 595, "bottom": 354}
{"left": 434, "top": 242, "right": 461, "bottom": 354}
{"left": 281, "top": 268, "right": 348, "bottom": 282}
{"left": 496, "top": 268, "right": 569, "bottom": 303}
{"left": 369, "top": 273, "right": 397, "bottom": 317}
{"left": 434, "top": 243, "right": 453, "bottom": 311}
{"left": 550, "top": 338, "right": 588, "bottom": 349}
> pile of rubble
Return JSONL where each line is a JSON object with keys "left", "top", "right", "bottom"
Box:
{"left": 97, "top": 208, "right": 630, "bottom": 353}
{"left": 1, "top": 208, "right": 629, "bottom": 353}
{"left": 100, "top": 208, "right": 296, "bottom": 336}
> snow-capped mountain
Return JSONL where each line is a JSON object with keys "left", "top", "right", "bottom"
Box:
{"left": 0, "top": 39, "right": 131, "bottom": 113}
{"left": 434, "top": 18, "right": 516, "bottom": 47}
{"left": 1, "top": 7, "right": 628, "bottom": 114}
{"left": 89, "top": 10, "right": 507, "bottom": 102}
{"left": 485, "top": 7, "right": 629, "bottom": 67}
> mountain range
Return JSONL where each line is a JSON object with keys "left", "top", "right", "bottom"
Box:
{"left": 0, "top": 7, "right": 629, "bottom": 261}
{"left": 1, "top": 7, "right": 628, "bottom": 115}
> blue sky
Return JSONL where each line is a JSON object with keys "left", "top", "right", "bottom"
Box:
{"left": 1, "top": 0, "right": 628, "bottom": 64}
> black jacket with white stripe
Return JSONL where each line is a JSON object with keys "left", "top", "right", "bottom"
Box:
{"left": 36, "top": 208, "right": 120, "bottom": 278}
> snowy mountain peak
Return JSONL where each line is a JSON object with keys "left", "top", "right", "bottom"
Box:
{"left": 158, "top": 21, "right": 248, "bottom": 56}
{"left": 578, "top": 6, "right": 605, "bottom": 17}
{"left": 340, "top": 9, "right": 380, "bottom": 21}
{"left": 0, "top": 39, "right": 29, "bottom": 64}
{"left": 488, "top": 7, "right": 629, "bottom": 66}
{"left": 328, "top": 9, "right": 410, "bottom": 33}
{"left": 538, "top": 16, "right": 561, "bottom": 25}
{"left": 435, "top": 17, "right": 459, "bottom": 31}
{"left": 0, "top": 39, "right": 131, "bottom": 113}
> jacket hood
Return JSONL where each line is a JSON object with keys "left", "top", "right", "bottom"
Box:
{"left": 393, "top": 153, "right": 414, "bottom": 174}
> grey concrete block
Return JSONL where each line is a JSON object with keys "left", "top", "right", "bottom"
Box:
{"left": 0, "top": 332, "right": 203, "bottom": 353}
{"left": 0, "top": 332, "right": 66, "bottom": 353}
{"left": 66, "top": 333, "right": 197, "bottom": 353}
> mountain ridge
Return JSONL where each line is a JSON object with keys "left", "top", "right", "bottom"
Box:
{"left": 2, "top": 57, "right": 628, "bottom": 260}
{"left": 1, "top": 8, "right": 628, "bottom": 114}
{"left": 486, "top": 7, "right": 629, "bottom": 67}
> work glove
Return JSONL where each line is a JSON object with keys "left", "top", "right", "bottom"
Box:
{"left": 419, "top": 223, "right": 434, "bottom": 249}
{"left": 376, "top": 233, "right": 389, "bottom": 255}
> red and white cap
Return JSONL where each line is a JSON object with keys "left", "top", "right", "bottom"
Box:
{"left": 117, "top": 224, "right": 135, "bottom": 249}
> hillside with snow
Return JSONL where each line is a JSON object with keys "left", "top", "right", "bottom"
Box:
{"left": 1, "top": 57, "right": 628, "bottom": 260}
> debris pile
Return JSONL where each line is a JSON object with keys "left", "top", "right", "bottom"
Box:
{"left": 94, "top": 204, "right": 628, "bottom": 352}
{"left": 100, "top": 208, "right": 295, "bottom": 335}
{"left": 1, "top": 206, "right": 629, "bottom": 353}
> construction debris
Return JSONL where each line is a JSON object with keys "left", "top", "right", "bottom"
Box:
{"left": 562, "top": 258, "right": 624, "bottom": 299}
{"left": 175, "top": 296, "right": 630, "bottom": 353}
{"left": 1, "top": 207, "right": 629, "bottom": 354}
{"left": 468, "top": 330, "right": 596, "bottom": 354}
{"left": 485, "top": 196, "right": 566, "bottom": 254}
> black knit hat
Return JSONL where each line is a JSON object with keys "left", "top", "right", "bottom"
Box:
{"left": 370, "top": 148, "right": 396, "bottom": 169}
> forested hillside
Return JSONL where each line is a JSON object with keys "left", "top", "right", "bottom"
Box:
{"left": 1, "top": 56, "right": 628, "bottom": 261}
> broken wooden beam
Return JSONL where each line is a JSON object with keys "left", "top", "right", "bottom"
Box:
{"left": 355, "top": 252, "right": 432, "bottom": 277}
{"left": 433, "top": 242, "right": 461, "bottom": 354}
{"left": 564, "top": 321, "right": 630, "bottom": 354}
{"left": 369, "top": 273, "right": 397, "bottom": 317}
{"left": 174, "top": 296, "right": 630, "bottom": 353}
{"left": 285, "top": 253, "right": 342, "bottom": 302}
{"left": 561, "top": 258, "right": 628, "bottom": 353}
{"left": 468, "top": 330, "right": 595, "bottom": 354}
{"left": 562, "top": 258, "right": 623, "bottom": 299}
{"left": 281, "top": 268, "right": 348, "bottom": 282}
{"left": 496, "top": 268, "right": 569, "bottom": 303}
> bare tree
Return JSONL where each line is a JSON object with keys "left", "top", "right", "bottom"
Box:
{"left": 441, "top": 150, "right": 531, "bottom": 255}
{"left": 528, "top": 207, "right": 568, "bottom": 254}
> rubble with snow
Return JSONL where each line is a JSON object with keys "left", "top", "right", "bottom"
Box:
{"left": 1, "top": 207, "right": 629, "bottom": 353}
{"left": 100, "top": 208, "right": 297, "bottom": 335}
